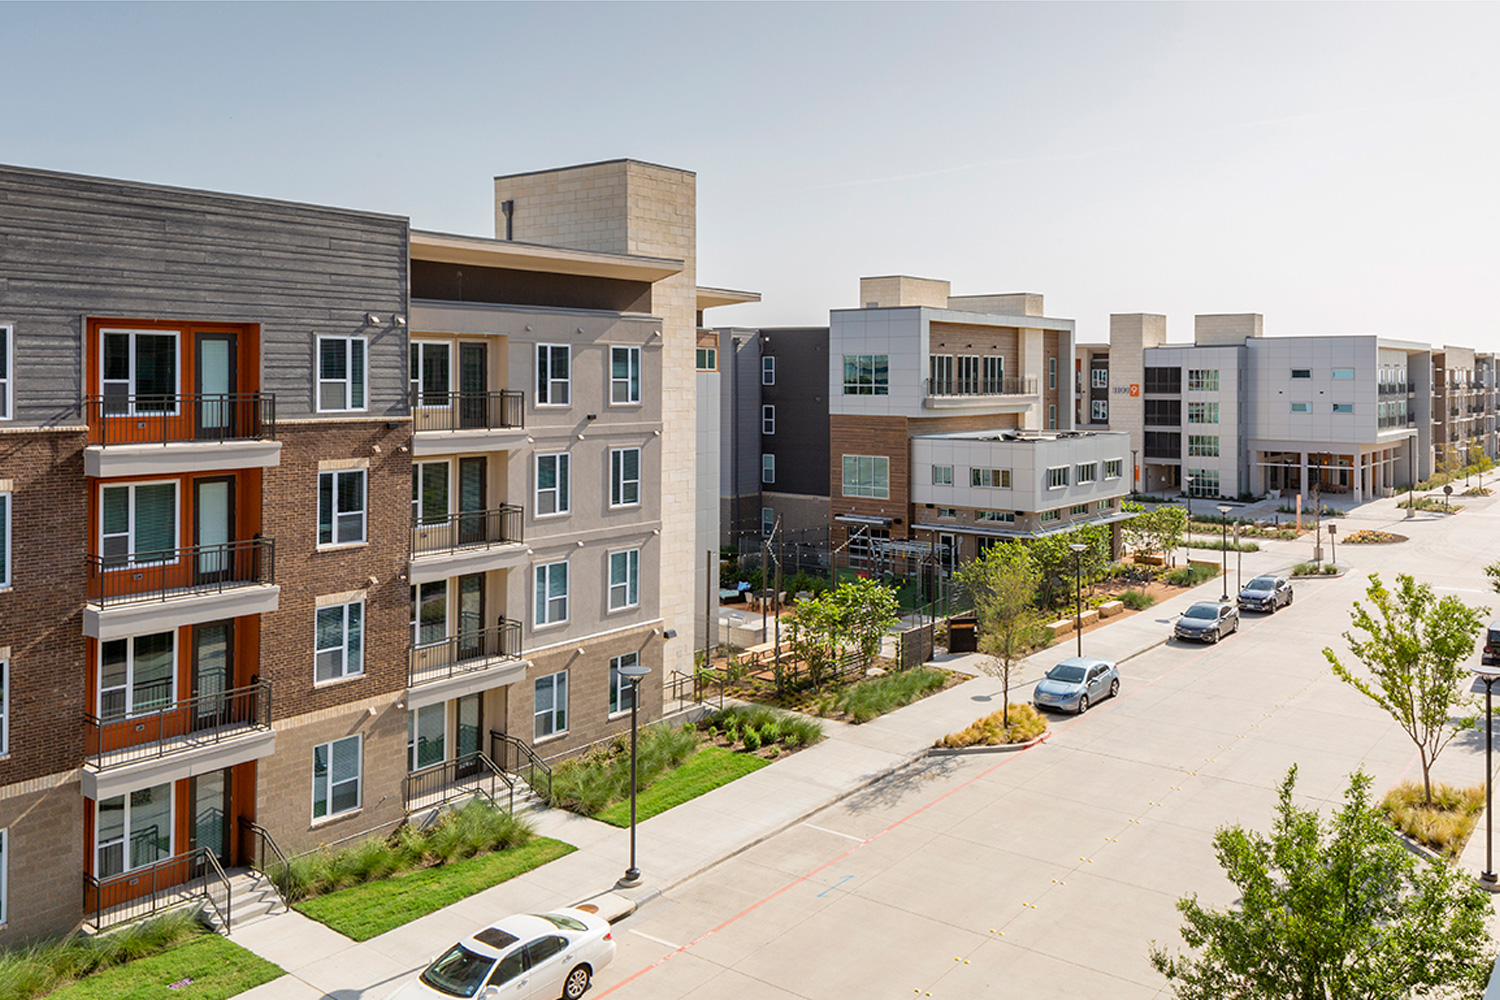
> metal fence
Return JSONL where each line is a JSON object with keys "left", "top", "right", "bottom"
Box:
{"left": 87, "top": 538, "right": 275, "bottom": 606}
{"left": 86, "top": 393, "right": 276, "bottom": 446}
{"left": 85, "top": 680, "right": 272, "bottom": 769}
{"left": 409, "top": 619, "right": 523, "bottom": 687}
{"left": 412, "top": 506, "right": 524, "bottom": 556}
{"left": 410, "top": 390, "right": 524, "bottom": 432}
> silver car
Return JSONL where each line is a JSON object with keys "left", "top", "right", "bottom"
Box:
{"left": 1238, "top": 574, "right": 1292, "bottom": 613}
{"left": 1175, "top": 600, "right": 1240, "bottom": 643}
{"left": 1032, "top": 656, "right": 1119, "bottom": 714}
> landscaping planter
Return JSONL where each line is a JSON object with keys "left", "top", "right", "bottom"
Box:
{"left": 929, "top": 732, "right": 1048, "bottom": 756}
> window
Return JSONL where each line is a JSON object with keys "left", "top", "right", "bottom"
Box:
{"left": 1332, "top": 402, "right": 1354, "bottom": 414}
{"left": 932, "top": 465, "right": 953, "bottom": 486}
{"left": 937, "top": 508, "right": 958, "bottom": 518}
{"left": 611, "top": 346, "right": 642, "bottom": 404}
{"left": 318, "top": 469, "right": 366, "bottom": 545}
{"left": 1144, "top": 431, "right": 1180, "bottom": 459}
{"left": 1048, "top": 404, "right": 1057, "bottom": 429}
{"left": 1039, "top": 509, "right": 1060, "bottom": 523}
{"left": 844, "top": 354, "right": 889, "bottom": 395}
{"left": 408, "top": 704, "right": 445, "bottom": 771}
{"left": 1291, "top": 401, "right": 1312, "bottom": 413}
{"left": 956, "top": 355, "right": 981, "bottom": 393}
{"left": 975, "top": 510, "right": 1015, "bottom": 523}
{"left": 317, "top": 337, "right": 366, "bottom": 412}
{"left": 534, "top": 561, "right": 568, "bottom": 626}
{"left": 609, "top": 653, "right": 639, "bottom": 714}
{"left": 537, "top": 345, "right": 570, "bottom": 405}
{"left": 695, "top": 347, "right": 717, "bottom": 371}
{"left": 99, "top": 632, "right": 174, "bottom": 719}
{"left": 1097, "top": 498, "right": 1116, "bottom": 511}
{"left": 929, "top": 355, "right": 953, "bottom": 392}
{"left": 1104, "top": 459, "right": 1123, "bottom": 480}
{"left": 410, "top": 341, "right": 451, "bottom": 406}
{"left": 1291, "top": 368, "right": 1312, "bottom": 380}
{"left": 1070, "top": 504, "right": 1089, "bottom": 515}
{"left": 1092, "top": 400, "right": 1108, "bottom": 422}
{"left": 762, "top": 356, "right": 776, "bottom": 385}
{"left": 1076, "top": 463, "right": 1097, "bottom": 484}
{"left": 312, "top": 735, "right": 362, "bottom": 820}
{"left": 842, "top": 455, "right": 889, "bottom": 498}
{"left": 608, "top": 549, "right": 640, "bottom": 611}
{"left": 100, "top": 482, "right": 177, "bottom": 567}
{"left": 611, "top": 448, "right": 641, "bottom": 506}
{"left": 1187, "top": 369, "right": 1219, "bottom": 392}
{"left": 536, "top": 454, "right": 570, "bottom": 516}
{"left": 96, "top": 783, "right": 172, "bottom": 877}
{"left": 1046, "top": 467, "right": 1069, "bottom": 489}
{"left": 0, "top": 325, "right": 10, "bottom": 420}
{"left": 1144, "top": 367, "right": 1181, "bottom": 394}
{"left": 761, "top": 507, "right": 775, "bottom": 536}
{"left": 1048, "top": 357, "right": 1057, "bottom": 390}
{"left": 1186, "top": 469, "right": 1220, "bottom": 497}
{"left": 1331, "top": 368, "right": 1355, "bottom": 380}
{"left": 0, "top": 660, "right": 6, "bottom": 756}
{"left": 412, "top": 461, "right": 449, "bottom": 525}
{"left": 0, "top": 827, "right": 6, "bottom": 924}
{"left": 1187, "top": 402, "right": 1219, "bottom": 424}
{"left": 1091, "top": 368, "right": 1108, "bottom": 388}
{"left": 411, "top": 581, "right": 446, "bottom": 647}
{"left": 762, "top": 405, "right": 775, "bottom": 435}
{"left": 970, "top": 468, "right": 1011, "bottom": 489}
{"left": 102, "top": 328, "right": 178, "bottom": 415}
{"left": 0, "top": 492, "right": 7, "bottom": 588}
{"left": 761, "top": 454, "right": 776, "bottom": 484}
{"left": 1188, "top": 435, "right": 1220, "bottom": 457}
{"left": 534, "top": 672, "right": 568, "bottom": 739}
{"left": 984, "top": 356, "right": 1004, "bottom": 389}
{"left": 315, "top": 601, "right": 364, "bottom": 681}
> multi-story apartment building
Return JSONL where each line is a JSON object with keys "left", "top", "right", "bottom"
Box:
{"left": 1432, "top": 346, "right": 1496, "bottom": 473}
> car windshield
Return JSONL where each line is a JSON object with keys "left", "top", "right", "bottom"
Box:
{"left": 1183, "top": 605, "right": 1219, "bottom": 620}
{"left": 1245, "top": 578, "right": 1275, "bottom": 591}
{"left": 533, "top": 913, "right": 587, "bottom": 931}
{"left": 1046, "top": 664, "right": 1087, "bottom": 683}
{"left": 420, "top": 945, "right": 496, "bottom": 998}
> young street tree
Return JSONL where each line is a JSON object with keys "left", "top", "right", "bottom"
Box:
{"left": 954, "top": 542, "right": 1046, "bottom": 726}
{"left": 1322, "top": 573, "right": 1487, "bottom": 804}
{"left": 1150, "top": 766, "right": 1492, "bottom": 1000}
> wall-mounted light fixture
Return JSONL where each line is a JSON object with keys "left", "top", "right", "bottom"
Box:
{"left": 366, "top": 313, "right": 381, "bottom": 326}
{"left": 393, "top": 315, "right": 406, "bottom": 327}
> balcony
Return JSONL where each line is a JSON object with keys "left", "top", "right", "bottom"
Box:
{"left": 85, "top": 394, "right": 280, "bottom": 477}
{"left": 84, "top": 539, "right": 279, "bottom": 639}
{"left": 411, "top": 390, "right": 525, "bottom": 456}
{"left": 1378, "top": 382, "right": 1412, "bottom": 396}
{"left": 924, "top": 376, "right": 1037, "bottom": 398}
{"left": 410, "top": 507, "right": 526, "bottom": 581}
{"left": 408, "top": 619, "right": 526, "bottom": 703}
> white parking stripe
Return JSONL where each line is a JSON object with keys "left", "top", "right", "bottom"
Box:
{"left": 801, "top": 822, "right": 864, "bottom": 842}
{"left": 630, "top": 930, "right": 684, "bottom": 949}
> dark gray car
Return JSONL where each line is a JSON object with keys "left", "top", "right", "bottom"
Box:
{"left": 1238, "top": 574, "right": 1293, "bottom": 613}
{"left": 1174, "top": 601, "right": 1239, "bottom": 643}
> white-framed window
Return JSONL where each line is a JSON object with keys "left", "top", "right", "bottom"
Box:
{"left": 611, "top": 346, "right": 642, "bottom": 404}
{"left": 537, "top": 344, "right": 571, "bottom": 406}
{"left": 536, "top": 453, "right": 570, "bottom": 516}
{"left": 318, "top": 469, "right": 366, "bottom": 545}
{"left": 845, "top": 355, "right": 890, "bottom": 395}
{"left": 312, "top": 734, "right": 362, "bottom": 820}
{"left": 761, "top": 507, "right": 775, "bottom": 536}
{"left": 1187, "top": 435, "right": 1220, "bottom": 457}
{"left": 1332, "top": 368, "right": 1355, "bottom": 380}
{"left": 762, "top": 454, "right": 776, "bottom": 484}
{"left": 96, "top": 782, "right": 172, "bottom": 878}
{"left": 1091, "top": 368, "right": 1108, "bottom": 389}
{"left": 984, "top": 356, "right": 1004, "bottom": 389}
{"left": 1076, "top": 463, "right": 1097, "bottom": 484}
{"left": 101, "top": 328, "right": 179, "bottom": 416}
{"left": 762, "top": 356, "right": 776, "bottom": 385}
{"left": 534, "top": 671, "right": 568, "bottom": 739}
{"left": 1104, "top": 459, "right": 1123, "bottom": 480}
{"left": 0, "top": 324, "right": 11, "bottom": 420}
{"left": 0, "top": 659, "right": 7, "bottom": 757}
{"left": 608, "top": 548, "right": 640, "bottom": 611}
{"left": 1291, "top": 368, "right": 1312, "bottom": 380}
{"left": 1098, "top": 498, "right": 1116, "bottom": 511}
{"left": 1333, "top": 402, "right": 1354, "bottom": 414}
{"left": 1092, "top": 400, "right": 1108, "bottom": 422}
{"left": 534, "top": 561, "right": 569, "bottom": 626}
{"left": 1039, "top": 509, "right": 1060, "bottom": 523}
{"left": 0, "top": 491, "right": 8, "bottom": 588}
{"left": 1048, "top": 357, "right": 1057, "bottom": 390}
{"left": 932, "top": 465, "right": 954, "bottom": 486}
{"left": 611, "top": 448, "right": 641, "bottom": 507}
{"left": 411, "top": 581, "right": 446, "bottom": 648}
{"left": 315, "top": 601, "right": 364, "bottom": 682}
{"left": 695, "top": 347, "right": 717, "bottom": 371}
{"left": 1046, "top": 466, "right": 1069, "bottom": 489}
{"left": 975, "top": 510, "right": 1015, "bottom": 523}
{"left": 970, "top": 468, "right": 1011, "bottom": 489}
{"left": 1048, "top": 404, "right": 1057, "bottom": 429}
{"left": 317, "top": 336, "right": 367, "bottom": 412}
{"left": 929, "top": 355, "right": 953, "bottom": 392}
{"left": 409, "top": 341, "right": 451, "bottom": 406}
{"left": 1187, "top": 369, "right": 1219, "bottom": 392}
{"left": 1291, "top": 401, "right": 1312, "bottom": 413}
{"left": 412, "top": 461, "right": 449, "bottom": 525}
{"left": 841, "top": 455, "right": 889, "bottom": 498}
{"left": 1187, "top": 402, "right": 1219, "bottom": 424}
{"left": 762, "top": 405, "right": 775, "bottom": 435}
{"left": 937, "top": 507, "right": 958, "bottom": 518}
{"left": 408, "top": 703, "right": 446, "bottom": 771}
{"left": 1186, "top": 468, "right": 1221, "bottom": 497}
{"left": 100, "top": 481, "right": 177, "bottom": 568}
{"left": 609, "top": 653, "right": 639, "bottom": 715}
{"left": 100, "top": 632, "right": 174, "bottom": 719}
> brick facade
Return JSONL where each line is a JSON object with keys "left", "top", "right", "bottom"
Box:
{"left": 0, "top": 777, "right": 85, "bottom": 945}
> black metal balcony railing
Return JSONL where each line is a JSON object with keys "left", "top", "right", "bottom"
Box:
{"left": 924, "top": 376, "right": 1038, "bottom": 398}
{"left": 404, "top": 751, "right": 514, "bottom": 814}
{"left": 86, "top": 394, "right": 276, "bottom": 447}
{"left": 85, "top": 846, "right": 231, "bottom": 933}
{"left": 412, "top": 506, "right": 524, "bottom": 557}
{"left": 87, "top": 538, "right": 275, "bottom": 607}
{"left": 1378, "top": 413, "right": 1410, "bottom": 429}
{"left": 409, "top": 618, "right": 524, "bottom": 688}
{"left": 410, "top": 390, "right": 524, "bottom": 432}
{"left": 1378, "top": 382, "right": 1413, "bottom": 396}
{"left": 84, "top": 680, "right": 272, "bottom": 769}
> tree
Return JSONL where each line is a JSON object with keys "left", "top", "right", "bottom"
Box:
{"left": 954, "top": 542, "right": 1046, "bottom": 725}
{"left": 1150, "top": 766, "right": 1492, "bottom": 1000}
{"left": 835, "top": 575, "right": 901, "bottom": 667}
{"left": 787, "top": 576, "right": 899, "bottom": 689}
{"left": 1322, "top": 573, "right": 1487, "bottom": 804}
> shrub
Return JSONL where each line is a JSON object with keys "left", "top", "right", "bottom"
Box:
{"left": 833, "top": 668, "right": 949, "bottom": 723}
{"left": 1166, "top": 564, "right": 1217, "bottom": 587}
{"left": 935, "top": 704, "right": 1048, "bottom": 748}
{"left": 1322, "top": 564, "right": 1339, "bottom": 575}
{"left": 0, "top": 910, "right": 209, "bottom": 1000}
{"left": 742, "top": 728, "right": 762, "bottom": 752}
{"left": 1120, "top": 590, "right": 1156, "bottom": 610}
{"left": 1381, "top": 782, "right": 1485, "bottom": 857}
{"left": 1292, "top": 562, "right": 1319, "bottom": 575}
{"left": 706, "top": 705, "right": 823, "bottom": 747}
{"left": 548, "top": 724, "right": 701, "bottom": 817}
{"left": 766, "top": 745, "right": 781, "bottom": 759}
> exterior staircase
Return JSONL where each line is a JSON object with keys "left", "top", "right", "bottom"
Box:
{"left": 202, "top": 868, "right": 287, "bottom": 935}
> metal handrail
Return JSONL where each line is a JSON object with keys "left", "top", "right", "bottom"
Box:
{"left": 201, "top": 847, "right": 232, "bottom": 932}
{"left": 491, "top": 732, "right": 552, "bottom": 803}
{"left": 923, "top": 376, "right": 1037, "bottom": 397}
{"left": 410, "top": 389, "right": 524, "bottom": 432}
{"left": 409, "top": 618, "right": 524, "bottom": 688}
{"left": 86, "top": 393, "right": 277, "bottom": 446}
{"left": 238, "top": 817, "right": 292, "bottom": 909}
{"left": 403, "top": 751, "right": 514, "bottom": 814}
{"left": 411, "top": 505, "right": 524, "bottom": 556}
{"left": 85, "top": 680, "right": 272, "bottom": 769}
{"left": 85, "top": 847, "right": 221, "bottom": 932}
{"left": 86, "top": 537, "right": 274, "bottom": 606}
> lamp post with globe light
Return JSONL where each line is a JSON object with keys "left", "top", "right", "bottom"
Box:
{"left": 1217, "top": 505, "right": 1231, "bottom": 600}
{"left": 1472, "top": 664, "right": 1500, "bottom": 885}
{"left": 616, "top": 663, "right": 652, "bottom": 887}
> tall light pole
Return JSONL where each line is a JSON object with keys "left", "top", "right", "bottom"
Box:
{"left": 1328, "top": 522, "right": 1337, "bottom": 568}
{"left": 1131, "top": 448, "right": 1139, "bottom": 496}
{"left": 1069, "top": 542, "right": 1087, "bottom": 656}
{"left": 617, "top": 663, "right": 652, "bottom": 887}
{"left": 1471, "top": 664, "right": 1500, "bottom": 885}
{"left": 1216, "top": 504, "right": 1231, "bottom": 601}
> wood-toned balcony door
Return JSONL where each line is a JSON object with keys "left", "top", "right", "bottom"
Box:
{"left": 195, "top": 333, "right": 237, "bottom": 440}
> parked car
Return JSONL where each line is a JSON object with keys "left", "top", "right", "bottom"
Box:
{"left": 1238, "top": 575, "right": 1293, "bottom": 613}
{"left": 1484, "top": 622, "right": 1500, "bottom": 666}
{"left": 387, "top": 908, "right": 614, "bottom": 1000}
{"left": 1032, "top": 656, "right": 1119, "bottom": 714}
{"left": 1175, "top": 601, "right": 1239, "bottom": 643}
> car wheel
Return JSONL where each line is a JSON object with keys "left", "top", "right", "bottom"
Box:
{"left": 1287, "top": 591, "right": 1294, "bottom": 606}
{"left": 1077, "top": 694, "right": 1090, "bottom": 715}
{"left": 1232, "top": 617, "right": 1240, "bottom": 634}
{"left": 563, "top": 964, "right": 593, "bottom": 1000}
{"left": 1109, "top": 678, "right": 1119, "bottom": 699}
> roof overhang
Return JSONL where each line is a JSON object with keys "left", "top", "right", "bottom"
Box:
{"left": 697, "top": 286, "right": 762, "bottom": 311}
{"left": 410, "top": 230, "right": 683, "bottom": 282}
{"left": 911, "top": 509, "right": 1138, "bottom": 540}
{"left": 835, "top": 514, "right": 893, "bottom": 527}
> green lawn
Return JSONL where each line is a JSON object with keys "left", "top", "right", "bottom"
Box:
{"left": 43, "top": 935, "right": 282, "bottom": 1000}
{"left": 294, "top": 837, "right": 576, "bottom": 941}
{"left": 595, "top": 746, "right": 769, "bottom": 828}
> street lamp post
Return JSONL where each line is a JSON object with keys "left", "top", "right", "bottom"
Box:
{"left": 617, "top": 663, "right": 652, "bottom": 887}
{"left": 1131, "top": 449, "right": 1139, "bottom": 496}
{"left": 1470, "top": 664, "right": 1500, "bottom": 885}
{"left": 1328, "top": 522, "right": 1337, "bottom": 568}
{"left": 1216, "top": 504, "right": 1231, "bottom": 601}
{"left": 1069, "top": 542, "right": 1087, "bottom": 656}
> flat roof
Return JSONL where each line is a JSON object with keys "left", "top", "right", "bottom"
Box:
{"left": 696, "top": 286, "right": 762, "bottom": 311}
{"left": 410, "top": 230, "right": 683, "bottom": 282}
{"left": 912, "top": 428, "right": 1128, "bottom": 443}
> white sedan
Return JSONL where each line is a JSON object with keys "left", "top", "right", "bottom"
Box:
{"left": 387, "top": 908, "right": 615, "bottom": 1000}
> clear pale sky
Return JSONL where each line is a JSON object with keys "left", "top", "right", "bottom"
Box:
{"left": 3, "top": 2, "right": 1497, "bottom": 347}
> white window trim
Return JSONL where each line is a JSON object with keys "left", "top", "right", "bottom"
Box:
{"left": 608, "top": 548, "right": 641, "bottom": 612}
{"left": 1076, "top": 463, "right": 1097, "bottom": 484}
{"left": 1092, "top": 400, "right": 1108, "bottom": 421}
{"left": 534, "top": 560, "right": 570, "bottom": 628}
{"left": 315, "top": 600, "right": 365, "bottom": 683}
{"left": 1046, "top": 466, "right": 1069, "bottom": 490}
{"left": 762, "top": 405, "right": 775, "bottom": 435}
{"left": 537, "top": 344, "right": 571, "bottom": 407}
{"left": 101, "top": 328, "right": 182, "bottom": 417}
{"left": 762, "top": 453, "right": 776, "bottom": 485}
{"left": 0, "top": 324, "right": 11, "bottom": 421}
{"left": 410, "top": 340, "right": 453, "bottom": 407}
{"left": 762, "top": 356, "right": 776, "bottom": 385}
{"left": 932, "top": 465, "right": 953, "bottom": 486}
{"left": 535, "top": 453, "right": 571, "bottom": 518}
{"left": 1104, "top": 459, "right": 1123, "bottom": 480}
{"left": 534, "top": 670, "right": 569, "bottom": 740}
{"left": 316, "top": 336, "right": 368, "bottom": 413}
{"left": 610, "top": 449, "right": 641, "bottom": 508}
{"left": 761, "top": 507, "right": 775, "bottom": 536}
{"left": 0, "top": 491, "right": 10, "bottom": 590}
{"left": 411, "top": 580, "right": 448, "bottom": 649}
{"left": 312, "top": 734, "right": 363, "bottom": 822}
{"left": 1091, "top": 368, "right": 1108, "bottom": 388}
{"left": 408, "top": 702, "right": 448, "bottom": 772}
{"left": 96, "top": 783, "right": 173, "bottom": 878}
{"left": 412, "top": 460, "right": 451, "bottom": 525}
{"left": 609, "top": 653, "right": 639, "bottom": 717}
{"left": 610, "top": 346, "right": 643, "bottom": 406}
{"left": 100, "top": 480, "right": 180, "bottom": 569}
{"left": 99, "top": 632, "right": 177, "bottom": 718}
{"left": 0, "top": 660, "right": 8, "bottom": 758}
{"left": 841, "top": 455, "right": 889, "bottom": 499}
{"left": 318, "top": 469, "right": 368, "bottom": 547}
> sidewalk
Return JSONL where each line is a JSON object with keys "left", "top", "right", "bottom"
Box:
{"left": 229, "top": 550, "right": 1307, "bottom": 999}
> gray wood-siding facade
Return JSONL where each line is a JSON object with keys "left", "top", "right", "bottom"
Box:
{"left": 0, "top": 164, "right": 410, "bottom": 425}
